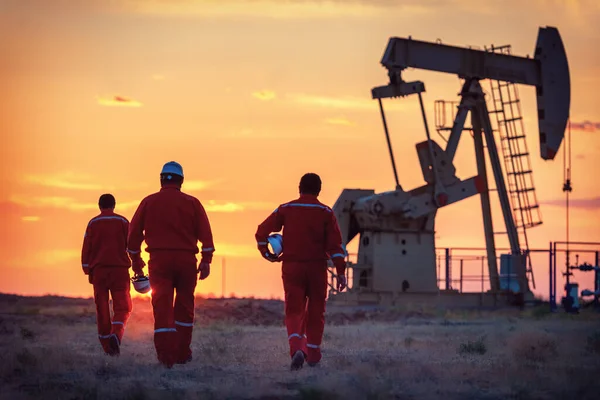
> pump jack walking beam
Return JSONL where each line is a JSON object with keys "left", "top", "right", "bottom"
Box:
{"left": 379, "top": 27, "right": 570, "bottom": 161}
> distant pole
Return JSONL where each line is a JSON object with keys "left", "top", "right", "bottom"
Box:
{"left": 460, "top": 260, "right": 464, "bottom": 293}
{"left": 221, "top": 257, "right": 226, "bottom": 298}
{"left": 563, "top": 119, "right": 573, "bottom": 286}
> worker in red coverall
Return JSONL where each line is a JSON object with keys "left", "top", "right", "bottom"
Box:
{"left": 81, "top": 194, "right": 137, "bottom": 356}
{"left": 128, "top": 161, "right": 215, "bottom": 368}
{"left": 255, "top": 173, "right": 347, "bottom": 370}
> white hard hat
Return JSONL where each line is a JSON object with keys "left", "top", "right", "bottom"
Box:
{"left": 267, "top": 233, "right": 283, "bottom": 257}
{"left": 161, "top": 161, "right": 184, "bottom": 178}
{"left": 132, "top": 275, "right": 151, "bottom": 294}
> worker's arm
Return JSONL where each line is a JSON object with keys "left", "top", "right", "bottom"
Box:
{"left": 325, "top": 210, "right": 347, "bottom": 276}
{"left": 255, "top": 207, "right": 284, "bottom": 260}
{"left": 195, "top": 199, "right": 215, "bottom": 264}
{"left": 81, "top": 222, "right": 93, "bottom": 275}
{"left": 127, "top": 199, "right": 146, "bottom": 274}
{"left": 122, "top": 217, "right": 132, "bottom": 268}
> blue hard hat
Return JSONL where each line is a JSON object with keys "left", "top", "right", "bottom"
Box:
{"left": 161, "top": 161, "right": 184, "bottom": 178}
{"left": 267, "top": 233, "right": 283, "bottom": 257}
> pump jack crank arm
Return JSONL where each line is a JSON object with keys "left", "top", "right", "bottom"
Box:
{"left": 417, "top": 92, "right": 448, "bottom": 206}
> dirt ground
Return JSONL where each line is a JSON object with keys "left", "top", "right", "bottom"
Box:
{"left": 0, "top": 294, "right": 599, "bottom": 400}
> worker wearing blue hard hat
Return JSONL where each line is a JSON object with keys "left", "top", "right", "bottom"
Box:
{"left": 128, "top": 161, "right": 215, "bottom": 368}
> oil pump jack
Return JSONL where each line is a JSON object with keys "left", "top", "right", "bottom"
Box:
{"left": 328, "top": 27, "right": 570, "bottom": 305}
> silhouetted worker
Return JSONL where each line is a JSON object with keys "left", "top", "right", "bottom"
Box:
{"left": 81, "top": 193, "right": 133, "bottom": 356}
{"left": 255, "top": 173, "right": 347, "bottom": 370}
{"left": 128, "top": 161, "right": 215, "bottom": 368}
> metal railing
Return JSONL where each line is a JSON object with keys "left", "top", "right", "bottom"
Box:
{"left": 550, "top": 242, "right": 600, "bottom": 311}
{"left": 327, "top": 243, "right": 600, "bottom": 307}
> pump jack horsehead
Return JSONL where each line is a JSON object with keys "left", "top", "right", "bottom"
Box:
{"left": 329, "top": 27, "right": 569, "bottom": 304}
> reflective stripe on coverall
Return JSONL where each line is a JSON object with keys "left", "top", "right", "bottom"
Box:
{"left": 128, "top": 185, "right": 215, "bottom": 365}
{"left": 255, "top": 194, "right": 346, "bottom": 364}
{"left": 81, "top": 210, "right": 132, "bottom": 353}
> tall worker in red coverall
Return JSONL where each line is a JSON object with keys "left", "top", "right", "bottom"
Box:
{"left": 81, "top": 194, "right": 137, "bottom": 356}
{"left": 128, "top": 161, "right": 215, "bottom": 368}
{"left": 255, "top": 173, "right": 347, "bottom": 370}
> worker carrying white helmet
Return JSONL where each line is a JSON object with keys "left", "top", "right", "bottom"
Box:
{"left": 128, "top": 161, "right": 215, "bottom": 368}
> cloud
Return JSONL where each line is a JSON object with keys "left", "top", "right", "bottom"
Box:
{"left": 204, "top": 201, "right": 245, "bottom": 213}
{"left": 117, "top": 200, "right": 143, "bottom": 210}
{"left": 10, "top": 195, "right": 97, "bottom": 211}
{"left": 9, "top": 195, "right": 140, "bottom": 212}
{"left": 122, "top": 0, "right": 541, "bottom": 20}
{"left": 9, "top": 194, "right": 270, "bottom": 214}
{"left": 40, "top": 249, "right": 80, "bottom": 265}
{"left": 5, "top": 0, "right": 598, "bottom": 24}
{"left": 97, "top": 95, "right": 143, "bottom": 107}
{"left": 202, "top": 200, "right": 273, "bottom": 213}
{"left": 252, "top": 90, "right": 277, "bottom": 101}
{"left": 7, "top": 248, "right": 81, "bottom": 268}
{"left": 541, "top": 196, "right": 600, "bottom": 210}
{"left": 183, "top": 180, "right": 214, "bottom": 191}
{"left": 25, "top": 172, "right": 105, "bottom": 191}
{"left": 288, "top": 93, "right": 405, "bottom": 111}
{"left": 22, "top": 216, "right": 40, "bottom": 222}
{"left": 570, "top": 120, "right": 600, "bottom": 132}
{"left": 325, "top": 117, "right": 355, "bottom": 126}
{"left": 129, "top": 0, "right": 390, "bottom": 19}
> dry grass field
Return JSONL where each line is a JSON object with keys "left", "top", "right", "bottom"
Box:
{"left": 1, "top": 293, "right": 599, "bottom": 400}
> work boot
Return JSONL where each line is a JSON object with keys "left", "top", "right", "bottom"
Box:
{"left": 290, "top": 350, "right": 305, "bottom": 371}
{"left": 176, "top": 355, "right": 193, "bottom": 365}
{"left": 108, "top": 335, "right": 120, "bottom": 357}
{"left": 158, "top": 354, "right": 175, "bottom": 369}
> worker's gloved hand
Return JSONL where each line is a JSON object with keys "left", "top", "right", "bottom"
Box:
{"left": 132, "top": 258, "right": 146, "bottom": 276}
{"left": 257, "top": 244, "right": 281, "bottom": 263}
{"left": 337, "top": 274, "right": 347, "bottom": 292}
{"left": 88, "top": 272, "right": 94, "bottom": 285}
{"left": 198, "top": 262, "right": 210, "bottom": 280}
{"left": 262, "top": 251, "right": 281, "bottom": 263}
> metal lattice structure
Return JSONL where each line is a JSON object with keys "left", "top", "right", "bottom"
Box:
{"left": 486, "top": 44, "right": 543, "bottom": 288}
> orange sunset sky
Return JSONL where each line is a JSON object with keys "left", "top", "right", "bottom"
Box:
{"left": 1, "top": 0, "right": 599, "bottom": 299}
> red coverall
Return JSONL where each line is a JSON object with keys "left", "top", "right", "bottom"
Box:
{"left": 81, "top": 210, "right": 132, "bottom": 354}
{"left": 128, "top": 185, "right": 215, "bottom": 366}
{"left": 255, "top": 194, "right": 346, "bottom": 364}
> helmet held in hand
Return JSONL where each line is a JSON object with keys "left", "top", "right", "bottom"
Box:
{"left": 132, "top": 275, "right": 151, "bottom": 294}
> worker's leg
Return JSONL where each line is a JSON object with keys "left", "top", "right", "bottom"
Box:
{"left": 92, "top": 268, "right": 113, "bottom": 354}
{"left": 149, "top": 257, "right": 177, "bottom": 367}
{"left": 173, "top": 259, "right": 198, "bottom": 363}
{"left": 109, "top": 268, "right": 133, "bottom": 345}
{"left": 282, "top": 261, "right": 308, "bottom": 358}
{"left": 300, "top": 302, "right": 308, "bottom": 341}
{"left": 305, "top": 262, "right": 328, "bottom": 364}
